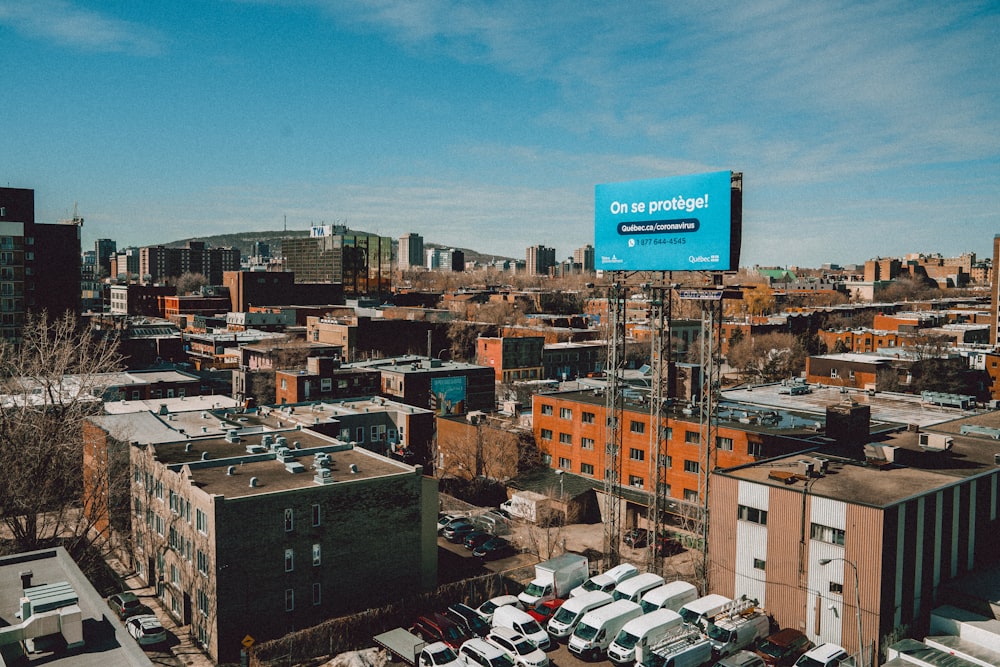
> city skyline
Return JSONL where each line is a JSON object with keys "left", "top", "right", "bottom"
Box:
{"left": 3, "top": 1, "right": 998, "bottom": 268}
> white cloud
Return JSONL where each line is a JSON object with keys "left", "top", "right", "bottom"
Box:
{"left": 0, "top": 0, "right": 162, "bottom": 55}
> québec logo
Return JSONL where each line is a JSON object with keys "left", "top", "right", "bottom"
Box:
{"left": 688, "top": 254, "right": 719, "bottom": 264}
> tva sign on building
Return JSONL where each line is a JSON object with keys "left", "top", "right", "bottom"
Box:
{"left": 594, "top": 170, "right": 742, "bottom": 272}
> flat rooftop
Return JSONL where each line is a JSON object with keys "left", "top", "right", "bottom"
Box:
{"left": 0, "top": 548, "right": 152, "bottom": 666}
{"left": 722, "top": 383, "right": 981, "bottom": 428}
{"left": 719, "top": 423, "right": 1000, "bottom": 508}
{"left": 151, "top": 430, "right": 416, "bottom": 498}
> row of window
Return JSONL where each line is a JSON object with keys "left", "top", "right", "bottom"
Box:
{"left": 284, "top": 505, "right": 323, "bottom": 531}
{"left": 540, "top": 428, "right": 760, "bottom": 457}
{"left": 284, "top": 544, "right": 323, "bottom": 571}
{"left": 285, "top": 584, "right": 322, "bottom": 611}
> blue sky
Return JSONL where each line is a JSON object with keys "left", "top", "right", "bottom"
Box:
{"left": 2, "top": 0, "right": 998, "bottom": 268}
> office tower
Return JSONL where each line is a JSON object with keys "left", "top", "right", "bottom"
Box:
{"left": 398, "top": 233, "right": 424, "bottom": 270}
{"left": 526, "top": 245, "right": 556, "bottom": 275}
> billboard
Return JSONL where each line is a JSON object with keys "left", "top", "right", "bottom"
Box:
{"left": 594, "top": 170, "right": 742, "bottom": 272}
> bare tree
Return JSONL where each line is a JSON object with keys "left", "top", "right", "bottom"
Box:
{"left": 0, "top": 312, "right": 123, "bottom": 551}
{"left": 173, "top": 271, "right": 209, "bottom": 295}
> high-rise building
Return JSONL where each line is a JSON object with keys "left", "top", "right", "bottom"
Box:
{"left": 282, "top": 225, "right": 392, "bottom": 298}
{"left": 574, "top": 244, "right": 595, "bottom": 272}
{"left": 0, "top": 187, "right": 82, "bottom": 342}
{"left": 95, "top": 238, "right": 117, "bottom": 277}
{"left": 526, "top": 245, "right": 556, "bottom": 275}
{"left": 398, "top": 233, "right": 424, "bottom": 270}
{"left": 139, "top": 241, "right": 240, "bottom": 286}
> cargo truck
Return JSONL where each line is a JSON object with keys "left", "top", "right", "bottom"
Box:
{"left": 374, "top": 628, "right": 459, "bottom": 667}
{"left": 517, "top": 553, "right": 589, "bottom": 607}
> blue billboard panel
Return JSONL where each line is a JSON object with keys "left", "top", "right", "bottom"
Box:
{"left": 431, "top": 376, "right": 467, "bottom": 415}
{"left": 595, "top": 171, "right": 741, "bottom": 272}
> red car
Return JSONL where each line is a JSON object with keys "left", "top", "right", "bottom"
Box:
{"left": 526, "top": 598, "right": 564, "bottom": 623}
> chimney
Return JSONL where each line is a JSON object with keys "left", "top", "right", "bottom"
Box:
{"left": 19, "top": 570, "right": 32, "bottom": 591}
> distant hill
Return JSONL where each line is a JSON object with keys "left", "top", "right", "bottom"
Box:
{"left": 162, "top": 230, "right": 513, "bottom": 265}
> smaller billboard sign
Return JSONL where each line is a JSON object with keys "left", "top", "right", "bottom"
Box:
{"left": 430, "top": 376, "right": 467, "bottom": 415}
{"left": 594, "top": 170, "right": 741, "bottom": 272}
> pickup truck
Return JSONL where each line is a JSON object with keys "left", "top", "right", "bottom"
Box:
{"left": 374, "top": 628, "right": 460, "bottom": 667}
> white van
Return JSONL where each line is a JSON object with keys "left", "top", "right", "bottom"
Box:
{"left": 793, "top": 643, "right": 851, "bottom": 667}
{"left": 639, "top": 581, "right": 699, "bottom": 614}
{"left": 706, "top": 610, "right": 770, "bottom": 657}
{"left": 491, "top": 606, "right": 550, "bottom": 651}
{"left": 567, "top": 599, "right": 644, "bottom": 661}
{"left": 678, "top": 593, "right": 732, "bottom": 629}
{"left": 612, "top": 572, "right": 665, "bottom": 603}
{"left": 570, "top": 563, "right": 639, "bottom": 597}
{"left": 606, "top": 608, "right": 683, "bottom": 665}
{"left": 546, "top": 590, "right": 613, "bottom": 641}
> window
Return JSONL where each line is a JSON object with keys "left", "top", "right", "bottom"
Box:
{"left": 558, "top": 457, "right": 572, "bottom": 470}
{"left": 285, "top": 548, "right": 295, "bottom": 572}
{"left": 748, "top": 441, "right": 763, "bottom": 457}
{"left": 356, "top": 426, "right": 365, "bottom": 443}
{"left": 197, "top": 588, "right": 209, "bottom": 616}
{"left": 659, "top": 454, "right": 673, "bottom": 468}
{"left": 559, "top": 433, "right": 573, "bottom": 445}
{"left": 312, "top": 543, "right": 321, "bottom": 566}
{"left": 581, "top": 437, "right": 595, "bottom": 450}
{"left": 196, "top": 508, "right": 208, "bottom": 535}
{"left": 738, "top": 504, "right": 768, "bottom": 525}
{"left": 371, "top": 425, "right": 380, "bottom": 441}
{"left": 657, "top": 482, "right": 671, "bottom": 496}
{"left": 284, "top": 508, "right": 294, "bottom": 532}
{"left": 629, "top": 448, "right": 645, "bottom": 461}
{"left": 540, "top": 429, "right": 553, "bottom": 440}
{"left": 560, "top": 407, "right": 572, "bottom": 419}
{"left": 628, "top": 475, "right": 644, "bottom": 488}
{"left": 716, "top": 436, "right": 734, "bottom": 451}
{"left": 581, "top": 463, "right": 595, "bottom": 475}
{"left": 683, "top": 460, "right": 700, "bottom": 474}
{"left": 684, "top": 431, "right": 700, "bottom": 444}
{"left": 683, "top": 489, "right": 699, "bottom": 502}
{"left": 285, "top": 589, "right": 295, "bottom": 612}
{"left": 629, "top": 421, "right": 645, "bottom": 434}
{"left": 541, "top": 404, "right": 553, "bottom": 416}
{"left": 312, "top": 583, "right": 322, "bottom": 606}
{"left": 811, "top": 523, "right": 846, "bottom": 546}
{"left": 582, "top": 411, "right": 595, "bottom": 424}
{"left": 170, "top": 564, "right": 179, "bottom": 585}
{"left": 197, "top": 550, "right": 209, "bottom": 576}
{"left": 154, "top": 480, "right": 163, "bottom": 501}
{"left": 830, "top": 368, "right": 839, "bottom": 379}
{"left": 154, "top": 514, "right": 164, "bottom": 536}
{"left": 753, "top": 558, "right": 766, "bottom": 570}
{"left": 312, "top": 504, "right": 321, "bottom": 527}
{"left": 663, "top": 426, "right": 673, "bottom": 441}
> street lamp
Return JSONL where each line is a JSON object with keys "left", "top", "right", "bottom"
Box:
{"left": 819, "top": 558, "right": 863, "bottom": 667}
{"left": 555, "top": 469, "right": 564, "bottom": 499}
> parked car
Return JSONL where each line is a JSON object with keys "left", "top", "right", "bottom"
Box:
{"left": 464, "top": 530, "right": 494, "bottom": 550}
{"left": 125, "top": 614, "right": 167, "bottom": 646}
{"left": 656, "top": 536, "right": 685, "bottom": 557}
{"left": 439, "top": 513, "right": 461, "bottom": 533}
{"left": 525, "top": 598, "right": 564, "bottom": 624}
{"left": 754, "top": 629, "right": 814, "bottom": 667}
{"left": 108, "top": 592, "right": 151, "bottom": 620}
{"left": 412, "top": 613, "right": 471, "bottom": 649}
{"left": 477, "top": 595, "right": 522, "bottom": 623}
{"left": 443, "top": 520, "right": 478, "bottom": 543}
{"left": 446, "top": 603, "right": 491, "bottom": 638}
{"left": 623, "top": 528, "right": 649, "bottom": 548}
{"left": 715, "top": 650, "right": 767, "bottom": 667}
{"left": 486, "top": 626, "right": 549, "bottom": 667}
{"left": 473, "top": 536, "right": 516, "bottom": 560}
{"left": 459, "top": 637, "right": 516, "bottom": 667}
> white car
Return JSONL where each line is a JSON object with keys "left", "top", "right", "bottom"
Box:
{"left": 486, "top": 627, "right": 549, "bottom": 667}
{"left": 125, "top": 614, "right": 167, "bottom": 646}
{"left": 419, "top": 642, "right": 461, "bottom": 667}
{"left": 476, "top": 595, "right": 522, "bottom": 623}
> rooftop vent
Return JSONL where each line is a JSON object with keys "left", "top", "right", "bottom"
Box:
{"left": 184, "top": 443, "right": 192, "bottom": 452}
{"left": 285, "top": 462, "right": 306, "bottom": 474}
{"left": 245, "top": 444, "right": 265, "bottom": 454}
{"left": 249, "top": 477, "right": 258, "bottom": 487}
{"left": 262, "top": 434, "right": 274, "bottom": 447}
{"left": 201, "top": 452, "right": 210, "bottom": 460}
{"left": 349, "top": 463, "right": 359, "bottom": 474}
{"left": 224, "top": 430, "right": 241, "bottom": 444}
{"left": 227, "top": 465, "right": 236, "bottom": 476}
{"left": 313, "top": 468, "right": 335, "bottom": 485}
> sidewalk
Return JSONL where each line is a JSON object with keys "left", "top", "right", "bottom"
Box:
{"left": 109, "top": 558, "right": 219, "bottom": 667}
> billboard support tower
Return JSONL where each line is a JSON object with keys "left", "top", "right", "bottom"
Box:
{"left": 603, "top": 276, "right": 627, "bottom": 570}
{"left": 647, "top": 275, "right": 675, "bottom": 573}
{"left": 696, "top": 291, "right": 723, "bottom": 595}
